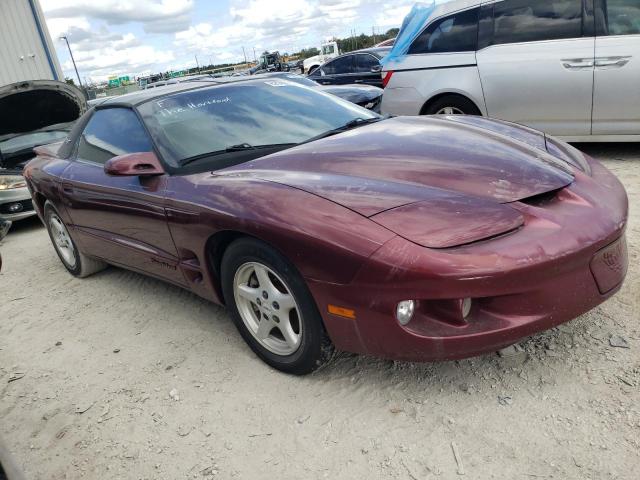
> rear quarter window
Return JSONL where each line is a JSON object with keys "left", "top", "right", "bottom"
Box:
{"left": 408, "top": 8, "right": 479, "bottom": 54}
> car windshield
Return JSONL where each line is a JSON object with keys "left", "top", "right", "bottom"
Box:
{"left": 138, "top": 80, "right": 378, "bottom": 167}
{"left": 0, "top": 130, "right": 69, "bottom": 155}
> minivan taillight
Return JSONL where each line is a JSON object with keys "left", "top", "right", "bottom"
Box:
{"left": 382, "top": 71, "right": 394, "bottom": 88}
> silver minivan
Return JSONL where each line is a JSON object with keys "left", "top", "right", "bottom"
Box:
{"left": 381, "top": 0, "right": 640, "bottom": 141}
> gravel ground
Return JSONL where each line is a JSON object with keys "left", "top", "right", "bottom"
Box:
{"left": 0, "top": 144, "right": 638, "bottom": 480}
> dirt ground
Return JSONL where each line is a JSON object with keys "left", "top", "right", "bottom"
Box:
{"left": 1, "top": 144, "right": 638, "bottom": 480}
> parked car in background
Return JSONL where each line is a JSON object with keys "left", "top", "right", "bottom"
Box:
{"left": 24, "top": 77, "right": 627, "bottom": 374}
{"left": 381, "top": 0, "right": 640, "bottom": 141}
{"left": 308, "top": 47, "right": 390, "bottom": 88}
{"left": 0, "top": 80, "right": 85, "bottom": 223}
{"left": 375, "top": 37, "right": 396, "bottom": 47}
{"left": 303, "top": 41, "right": 340, "bottom": 74}
{"left": 262, "top": 72, "right": 383, "bottom": 111}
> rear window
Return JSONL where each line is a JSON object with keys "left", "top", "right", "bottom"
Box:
{"left": 493, "top": 0, "right": 583, "bottom": 45}
{"left": 409, "top": 8, "right": 479, "bottom": 54}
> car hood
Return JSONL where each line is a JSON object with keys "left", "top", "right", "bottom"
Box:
{"left": 318, "top": 84, "right": 383, "bottom": 103}
{"left": 224, "top": 116, "right": 575, "bottom": 248}
{"left": 0, "top": 80, "right": 85, "bottom": 168}
{"left": 0, "top": 80, "right": 85, "bottom": 138}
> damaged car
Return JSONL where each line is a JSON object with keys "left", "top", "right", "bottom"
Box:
{"left": 0, "top": 80, "right": 86, "bottom": 223}
{"left": 24, "top": 78, "right": 628, "bottom": 374}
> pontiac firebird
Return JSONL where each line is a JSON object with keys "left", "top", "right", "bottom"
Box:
{"left": 23, "top": 77, "right": 628, "bottom": 374}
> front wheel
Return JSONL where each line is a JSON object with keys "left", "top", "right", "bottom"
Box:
{"left": 44, "top": 201, "right": 107, "bottom": 278}
{"left": 221, "top": 238, "right": 334, "bottom": 374}
{"left": 423, "top": 95, "right": 481, "bottom": 116}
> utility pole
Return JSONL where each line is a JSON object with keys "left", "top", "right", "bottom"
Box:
{"left": 242, "top": 47, "right": 248, "bottom": 65}
{"left": 253, "top": 47, "right": 257, "bottom": 62}
{"left": 195, "top": 55, "right": 200, "bottom": 73}
{"left": 60, "top": 36, "right": 82, "bottom": 87}
{"left": 372, "top": 26, "right": 377, "bottom": 45}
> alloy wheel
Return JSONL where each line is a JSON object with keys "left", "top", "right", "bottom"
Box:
{"left": 233, "top": 262, "right": 302, "bottom": 356}
{"left": 49, "top": 214, "right": 77, "bottom": 269}
{"left": 435, "top": 106, "right": 465, "bottom": 115}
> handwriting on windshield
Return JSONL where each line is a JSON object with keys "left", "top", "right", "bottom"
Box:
{"left": 157, "top": 96, "right": 231, "bottom": 117}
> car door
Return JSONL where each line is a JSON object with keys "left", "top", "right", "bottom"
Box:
{"left": 592, "top": 0, "right": 640, "bottom": 135}
{"left": 313, "top": 55, "right": 356, "bottom": 85}
{"left": 476, "top": 0, "right": 594, "bottom": 136}
{"left": 61, "top": 107, "right": 185, "bottom": 285}
{"left": 354, "top": 53, "right": 383, "bottom": 87}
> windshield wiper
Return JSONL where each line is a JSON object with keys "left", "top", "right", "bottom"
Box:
{"left": 179, "top": 143, "right": 296, "bottom": 167}
{"left": 302, "top": 117, "right": 383, "bottom": 144}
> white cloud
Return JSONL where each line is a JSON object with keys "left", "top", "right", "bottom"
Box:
{"left": 42, "top": 0, "right": 410, "bottom": 82}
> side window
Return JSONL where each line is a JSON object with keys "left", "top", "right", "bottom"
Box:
{"left": 77, "top": 108, "right": 153, "bottom": 165}
{"left": 355, "top": 54, "right": 380, "bottom": 72}
{"left": 493, "top": 0, "right": 583, "bottom": 45}
{"left": 409, "top": 8, "right": 479, "bottom": 54}
{"left": 322, "top": 55, "right": 355, "bottom": 75}
{"left": 604, "top": 0, "right": 640, "bottom": 35}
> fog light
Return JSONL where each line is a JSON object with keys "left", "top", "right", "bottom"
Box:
{"left": 396, "top": 300, "right": 415, "bottom": 325}
{"left": 462, "top": 298, "right": 472, "bottom": 318}
{"left": 8, "top": 203, "right": 23, "bottom": 213}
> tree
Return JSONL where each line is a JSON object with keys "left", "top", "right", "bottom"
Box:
{"left": 64, "top": 77, "right": 76, "bottom": 86}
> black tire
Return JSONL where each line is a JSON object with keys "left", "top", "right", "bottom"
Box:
{"left": 423, "top": 95, "right": 481, "bottom": 116}
{"left": 221, "top": 237, "right": 334, "bottom": 375}
{"left": 44, "top": 201, "right": 107, "bottom": 278}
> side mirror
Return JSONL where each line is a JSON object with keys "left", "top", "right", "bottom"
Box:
{"left": 371, "top": 65, "right": 382, "bottom": 73}
{"left": 104, "top": 152, "right": 165, "bottom": 177}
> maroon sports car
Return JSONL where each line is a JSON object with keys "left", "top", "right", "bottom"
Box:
{"left": 24, "top": 77, "right": 628, "bottom": 374}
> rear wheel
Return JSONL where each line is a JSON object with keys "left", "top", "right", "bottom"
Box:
{"left": 44, "top": 201, "right": 107, "bottom": 278}
{"left": 423, "top": 95, "right": 481, "bottom": 116}
{"left": 221, "top": 238, "right": 334, "bottom": 374}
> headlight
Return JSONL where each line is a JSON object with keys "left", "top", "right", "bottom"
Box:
{"left": 0, "top": 175, "right": 27, "bottom": 190}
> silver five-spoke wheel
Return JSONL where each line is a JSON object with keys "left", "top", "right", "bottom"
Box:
{"left": 435, "top": 106, "right": 465, "bottom": 115}
{"left": 233, "top": 262, "right": 302, "bottom": 356}
{"left": 49, "top": 213, "right": 77, "bottom": 268}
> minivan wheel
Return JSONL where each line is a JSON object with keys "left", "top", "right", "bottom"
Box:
{"left": 221, "top": 237, "right": 334, "bottom": 375}
{"left": 43, "top": 201, "right": 107, "bottom": 278}
{"left": 424, "top": 95, "right": 481, "bottom": 116}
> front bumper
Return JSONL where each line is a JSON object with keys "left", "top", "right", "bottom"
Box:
{"left": 309, "top": 157, "right": 629, "bottom": 362}
{"left": 0, "top": 186, "right": 36, "bottom": 221}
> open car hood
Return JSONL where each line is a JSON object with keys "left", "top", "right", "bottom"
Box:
{"left": 0, "top": 80, "right": 85, "bottom": 168}
{"left": 228, "top": 116, "right": 575, "bottom": 248}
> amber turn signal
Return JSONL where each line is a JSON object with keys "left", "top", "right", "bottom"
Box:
{"left": 328, "top": 304, "right": 356, "bottom": 319}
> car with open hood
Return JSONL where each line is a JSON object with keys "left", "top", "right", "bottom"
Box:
{"left": 0, "top": 80, "right": 85, "bottom": 222}
{"left": 23, "top": 77, "right": 628, "bottom": 374}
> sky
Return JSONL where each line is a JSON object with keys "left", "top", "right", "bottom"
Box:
{"left": 40, "top": 0, "right": 414, "bottom": 84}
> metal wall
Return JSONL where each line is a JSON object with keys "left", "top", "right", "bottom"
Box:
{"left": 0, "top": 0, "right": 63, "bottom": 86}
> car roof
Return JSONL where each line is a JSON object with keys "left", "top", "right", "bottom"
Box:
{"left": 97, "top": 76, "right": 291, "bottom": 108}
{"left": 354, "top": 47, "right": 392, "bottom": 58}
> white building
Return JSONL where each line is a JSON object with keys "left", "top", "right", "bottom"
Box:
{"left": 0, "top": 0, "right": 64, "bottom": 86}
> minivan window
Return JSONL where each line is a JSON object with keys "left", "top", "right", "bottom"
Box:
{"left": 409, "top": 8, "right": 479, "bottom": 54}
{"left": 604, "top": 0, "right": 640, "bottom": 35}
{"left": 77, "top": 108, "right": 153, "bottom": 165}
{"left": 493, "top": 0, "right": 583, "bottom": 45}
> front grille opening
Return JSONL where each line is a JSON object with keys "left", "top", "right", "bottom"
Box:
{"left": 519, "top": 188, "right": 562, "bottom": 207}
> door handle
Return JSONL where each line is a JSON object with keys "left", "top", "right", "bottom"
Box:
{"left": 595, "top": 56, "right": 631, "bottom": 69}
{"left": 354, "top": 79, "right": 363, "bottom": 83}
{"left": 561, "top": 58, "right": 594, "bottom": 70}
